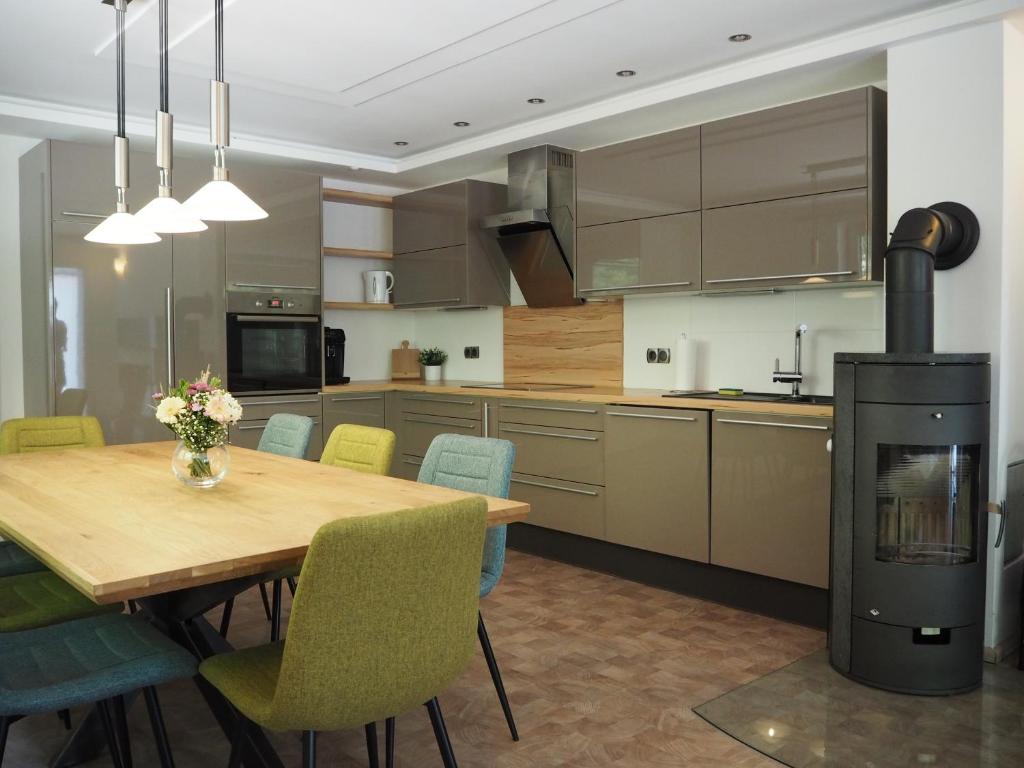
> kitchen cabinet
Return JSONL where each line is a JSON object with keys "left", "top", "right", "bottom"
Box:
{"left": 225, "top": 164, "right": 321, "bottom": 293}
{"left": 701, "top": 88, "right": 882, "bottom": 209}
{"left": 497, "top": 422, "right": 604, "bottom": 487}
{"left": 392, "top": 392, "right": 484, "bottom": 476}
{"left": 576, "top": 126, "right": 701, "bottom": 227}
{"left": 576, "top": 212, "right": 700, "bottom": 297}
{"left": 49, "top": 140, "right": 153, "bottom": 221}
{"left": 230, "top": 394, "right": 323, "bottom": 460}
{"left": 701, "top": 188, "right": 869, "bottom": 290}
{"left": 604, "top": 406, "right": 709, "bottom": 561}
{"left": 321, "top": 392, "right": 387, "bottom": 442}
{"left": 509, "top": 473, "right": 606, "bottom": 539}
{"left": 392, "top": 180, "right": 510, "bottom": 308}
{"left": 710, "top": 411, "right": 832, "bottom": 587}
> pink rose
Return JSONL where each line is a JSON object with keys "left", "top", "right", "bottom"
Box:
{"left": 151, "top": 392, "right": 164, "bottom": 400}
{"left": 191, "top": 402, "right": 204, "bottom": 411}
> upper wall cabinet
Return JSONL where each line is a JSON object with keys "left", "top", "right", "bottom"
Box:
{"left": 224, "top": 164, "right": 322, "bottom": 293}
{"left": 576, "top": 127, "right": 700, "bottom": 227}
{"left": 392, "top": 180, "right": 510, "bottom": 308}
{"left": 701, "top": 89, "right": 879, "bottom": 209}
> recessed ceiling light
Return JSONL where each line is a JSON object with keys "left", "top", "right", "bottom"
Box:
{"left": 616, "top": 69, "right": 636, "bottom": 78}
{"left": 527, "top": 97, "right": 546, "bottom": 104}
{"left": 393, "top": 141, "right": 409, "bottom": 146}
{"left": 729, "top": 33, "right": 752, "bottom": 42}
{"left": 453, "top": 121, "right": 470, "bottom": 127}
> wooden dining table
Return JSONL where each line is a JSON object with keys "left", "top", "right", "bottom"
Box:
{"left": 0, "top": 441, "right": 529, "bottom": 768}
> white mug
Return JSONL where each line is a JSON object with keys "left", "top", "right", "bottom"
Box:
{"left": 363, "top": 270, "right": 394, "bottom": 304}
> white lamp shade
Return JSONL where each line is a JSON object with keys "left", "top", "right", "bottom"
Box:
{"left": 135, "top": 196, "right": 209, "bottom": 233}
{"left": 84, "top": 212, "right": 162, "bottom": 245}
{"left": 183, "top": 180, "right": 268, "bottom": 222}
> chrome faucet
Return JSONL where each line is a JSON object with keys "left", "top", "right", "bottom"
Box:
{"left": 773, "top": 324, "right": 808, "bottom": 397}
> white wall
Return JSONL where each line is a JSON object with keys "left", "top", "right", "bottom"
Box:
{"left": 0, "top": 134, "right": 42, "bottom": 423}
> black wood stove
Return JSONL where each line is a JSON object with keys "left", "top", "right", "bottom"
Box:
{"left": 830, "top": 202, "right": 991, "bottom": 695}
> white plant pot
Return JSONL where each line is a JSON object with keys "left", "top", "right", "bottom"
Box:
{"left": 423, "top": 364, "right": 443, "bottom": 383}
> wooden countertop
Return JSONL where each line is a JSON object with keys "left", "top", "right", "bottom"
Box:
{"left": 322, "top": 380, "right": 834, "bottom": 418}
{"left": 0, "top": 442, "right": 528, "bottom": 604}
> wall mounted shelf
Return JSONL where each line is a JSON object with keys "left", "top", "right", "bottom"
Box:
{"left": 322, "top": 246, "right": 393, "bottom": 260}
{"left": 322, "top": 188, "right": 393, "bottom": 208}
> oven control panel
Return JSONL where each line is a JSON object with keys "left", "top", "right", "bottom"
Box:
{"left": 227, "top": 291, "right": 321, "bottom": 315}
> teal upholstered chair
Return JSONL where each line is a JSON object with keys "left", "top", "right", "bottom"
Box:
{"left": 220, "top": 414, "right": 315, "bottom": 639}
{"left": 417, "top": 433, "right": 519, "bottom": 742}
{"left": 199, "top": 499, "right": 488, "bottom": 768}
{"left": 0, "top": 612, "right": 197, "bottom": 767}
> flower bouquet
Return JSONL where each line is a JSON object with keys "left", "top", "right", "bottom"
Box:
{"left": 153, "top": 368, "right": 243, "bottom": 487}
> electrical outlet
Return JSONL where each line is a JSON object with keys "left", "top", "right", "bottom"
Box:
{"left": 464, "top": 346, "right": 480, "bottom": 359}
{"left": 657, "top": 347, "right": 671, "bottom": 364}
{"left": 646, "top": 348, "right": 658, "bottom": 364}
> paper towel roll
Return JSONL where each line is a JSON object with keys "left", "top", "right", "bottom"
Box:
{"left": 674, "top": 333, "right": 697, "bottom": 391}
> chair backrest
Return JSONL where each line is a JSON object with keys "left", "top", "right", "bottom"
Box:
{"left": 320, "top": 424, "right": 396, "bottom": 475}
{"left": 257, "top": 414, "right": 314, "bottom": 459}
{"left": 268, "top": 498, "right": 488, "bottom": 731}
{"left": 0, "top": 416, "right": 105, "bottom": 455}
{"left": 417, "top": 434, "right": 515, "bottom": 596}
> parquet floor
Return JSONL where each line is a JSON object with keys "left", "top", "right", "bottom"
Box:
{"left": 8, "top": 550, "right": 824, "bottom": 767}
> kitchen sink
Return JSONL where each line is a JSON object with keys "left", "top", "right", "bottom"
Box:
{"left": 663, "top": 391, "right": 834, "bottom": 405}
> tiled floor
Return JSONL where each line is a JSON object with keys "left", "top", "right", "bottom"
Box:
{"left": 695, "top": 649, "right": 1024, "bottom": 768}
{"left": 8, "top": 550, "right": 824, "bottom": 767}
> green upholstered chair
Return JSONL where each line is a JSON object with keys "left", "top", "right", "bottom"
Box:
{"left": 0, "top": 612, "right": 197, "bottom": 767}
{"left": 417, "top": 433, "right": 519, "bottom": 743}
{"left": 199, "top": 498, "right": 488, "bottom": 768}
{"left": 320, "top": 423, "right": 396, "bottom": 475}
{"left": 0, "top": 571, "right": 121, "bottom": 634}
{"left": 0, "top": 543, "right": 44, "bottom": 579}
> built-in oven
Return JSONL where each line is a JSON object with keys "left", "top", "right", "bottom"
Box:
{"left": 226, "top": 291, "right": 322, "bottom": 395}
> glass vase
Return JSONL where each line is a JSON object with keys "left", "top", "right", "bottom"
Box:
{"left": 171, "top": 441, "right": 230, "bottom": 488}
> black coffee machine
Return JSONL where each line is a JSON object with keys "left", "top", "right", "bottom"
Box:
{"left": 324, "top": 327, "right": 349, "bottom": 385}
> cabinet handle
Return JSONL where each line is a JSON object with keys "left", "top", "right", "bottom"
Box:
{"left": 501, "top": 403, "right": 598, "bottom": 415}
{"left": 240, "top": 397, "right": 321, "bottom": 406}
{"left": 236, "top": 424, "right": 267, "bottom": 431}
{"left": 165, "top": 287, "right": 174, "bottom": 390}
{"left": 392, "top": 298, "right": 463, "bottom": 307}
{"left": 402, "top": 457, "right": 424, "bottom": 466}
{"left": 329, "top": 395, "right": 383, "bottom": 402}
{"left": 608, "top": 411, "right": 697, "bottom": 422}
{"left": 501, "top": 427, "right": 598, "bottom": 442}
{"left": 716, "top": 418, "right": 831, "bottom": 431}
{"left": 483, "top": 401, "right": 490, "bottom": 438}
{"left": 579, "top": 281, "right": 692, "bottom": 293}
{"left": 403, "top": 414, "right": 476, "bottom": 428}
{"left": 405, "top": 395, "right": 476, "bottom": 405}
{"left": 60, "top": 211, "right": 107, "bottom": 219}
{"left": 511, "top": 478, "right": 599, "bottom": 497}
{"left": 704, "top": 271, "right": 854, "bottom": 285}
{"left": 232, "top": 282, "right": 319, "bottom": 291}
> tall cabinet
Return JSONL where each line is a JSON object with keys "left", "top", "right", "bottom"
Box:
{"left": 20, "top": 140, "right": 227, "bottom": 445}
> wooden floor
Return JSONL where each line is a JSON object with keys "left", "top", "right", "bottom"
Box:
{"left": 8, "top": 550, "right": 824, "bottom": 767}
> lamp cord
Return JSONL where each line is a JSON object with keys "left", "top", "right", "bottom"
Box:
{"left": 159, "top": 0, "right": 168, "bottom": 113}
{"left": 115, "top": 0, "right": 125, "bottom": 138}
{"left": 215, "top": 0, "right": 224, "bottom": 82}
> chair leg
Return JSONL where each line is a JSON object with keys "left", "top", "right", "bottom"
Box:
{"left": 270, "top": 579, "right": 283, "bottom": 641}
{"left": 257, "top": 581, "right": 273, "bottom": 621}
{"left": 226, "top": 716, "right": 246, "bottom": 768}
{"left": 287, "top": 576, "right": 297, "bottom": 596}
{"left": 219, "top": 598, "right": 235, "bottom": 638}
{"left": 385, "top": 717, "right": 395, "bottom": 768}
{"left": 97, "top": 700, "right": 126, "bottom": 768}
{"left": 302, "top": 730, "right": 317, "bottom": 768}
{"left": 477, "top": 611, "right": 519, "bottom": 741}
{"left": 425, "top": 698, "right": 458, "bottom": 768}
{"left": 143, "top": 687, "right": 175, "bottom": 768}
{"left": 364, "top": 723, "right": 380, "bottom": 768}
{"left": 58, "top": 708, "right": 72, "bottom": 730}
{"left": 113, "top": 695, "right": 134, "bottom": 768}
{"left": 0, "top": 716, "right": 10, "bottom": 766}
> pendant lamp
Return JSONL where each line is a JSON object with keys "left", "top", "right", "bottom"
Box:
{"left": 183, "top": 0, "right": 267, "bottom": 221}
{"left": 135, "top": 0, "right": 207, "bottom": 233}
{"left": 85, "top": 0, "right": 161, "bottom": 245}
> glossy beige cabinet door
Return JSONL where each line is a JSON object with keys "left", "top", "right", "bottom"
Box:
{"left": 321, "top": 392, "right": 387, "bottom": 440}
{"left": 392, "top": 181, "right": 467, "bottom": 254}
{"left": 577, "top": 212, "right": 700, "bottom": 296}
{"left": 230, "top": 419, "right": 323, "bottom": 461}
{"left": 605, "top": 407, "right": 709, "bottom": 561}
{"left": 702, "top": 189, "right": 868, "bottom": 289}
{"left": 497, "top": 423, "right": 604, "bottom": 486}
{"left": 510, "top": 473, "right": 606, "bottom": 540}
{"left": 392, "top": 245, "right": 468, "bottom": 308}
{"left": 710, "top": 412, "right": 832, "bottom": 587}
{"left": 50, "top": 140, "right": 155, "bottom": 220}
{"left": 577, "top": 127, "right": 700, "bottom": 226}
{"left": 702, "top": 89, "right": 872, "bottom": 209}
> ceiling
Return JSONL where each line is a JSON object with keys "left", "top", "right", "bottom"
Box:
{"left": 1, "top": 0, "right": 1021, "bottom": 187}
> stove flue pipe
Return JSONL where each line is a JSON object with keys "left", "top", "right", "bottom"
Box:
{"left": 884, "top": 202, "right": 979, "bottom": 353}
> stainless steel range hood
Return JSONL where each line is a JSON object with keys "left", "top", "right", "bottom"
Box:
{"left": 482, "top": 145, "right": 581, "bottom": 307}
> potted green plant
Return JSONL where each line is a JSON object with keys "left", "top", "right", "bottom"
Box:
{"left": 418, "top": 347, "right": 448, "bottom": 383}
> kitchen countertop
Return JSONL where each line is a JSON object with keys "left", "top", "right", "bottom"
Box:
{"left": 321, "top": 380, "right": 834, "bottom": 418}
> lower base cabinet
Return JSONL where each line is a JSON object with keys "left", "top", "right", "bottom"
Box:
{"left": 604, "top": 406, "right": 709, "bottom": 561}
{"left": 509, "top": 473, "right": 605, "bottom": 539}
{"left": 710, "top": 411, "right": 832, "bottom": 587}
{"left": 230, "top": 419, "right": 324, "bottom": 461}
{"left": 321, "top": 392, "right": 386, "bottom": 442}
{"left": 231, "top": 394, "right": 323, "bottom": 460}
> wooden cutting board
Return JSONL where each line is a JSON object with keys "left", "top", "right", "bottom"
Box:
{"left": 391, "top": 340, "right": 421, "bottom": 380}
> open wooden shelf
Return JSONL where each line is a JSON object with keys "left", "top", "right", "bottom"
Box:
{"left": 322, "top": 246, "right": 393, "bottom": 260}
{"left": 323, "top": 301, "right": 395, "bottom": 311}
{"left": 322, "top": 188, "right": 393, "bottom": 208}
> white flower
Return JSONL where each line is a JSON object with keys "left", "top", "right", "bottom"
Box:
{"left": 205, "top": 393, "right": 243, "bottom": 425}
{"left": 156, "top": 396, "right": 186, "bottom": 425}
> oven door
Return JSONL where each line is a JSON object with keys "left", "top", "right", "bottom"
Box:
{"left": 226, "top": 313, "right": 322, "bottom": 394}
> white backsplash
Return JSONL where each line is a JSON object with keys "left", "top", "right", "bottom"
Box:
{"left": 623, "top": 287, "right": 884, "bottom": 394}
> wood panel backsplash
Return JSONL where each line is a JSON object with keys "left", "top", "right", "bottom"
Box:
{"left": 503, "top": 302, "right": 624, "bottom": 387}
